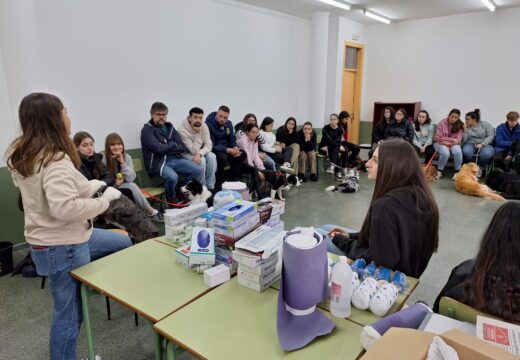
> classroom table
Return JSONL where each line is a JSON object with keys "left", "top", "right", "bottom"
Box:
{"left": 70, "top": 239, "right": 212, "bottom": 360}
{"left": 154, "top": 235, "right": 182, "bottom": 248}
{"left": 154, "top": 278, "right": 365, "bottom": 360}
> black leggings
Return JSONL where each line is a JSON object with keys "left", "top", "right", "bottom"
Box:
{"left": 416, "top": 144, "right": 436, "bottom": 164}
{"left": 327, "top": 142, "right": 360, "bottom": 172}
{"left": 241, "top": 165, "right": 282, "bottom": 197}
{"left": 271, "top": 147, "right": 293, "bottom": 165}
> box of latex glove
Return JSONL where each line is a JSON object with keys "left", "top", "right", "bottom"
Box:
{"left": 188, "top": 227, "right": 215, "bottom": 266}
{"left": 164, "top": 202, "right": 208, "bottom": 227}
{"left": 212, "top": 200, "right": 257, "bottom": 226}
{"left": 213, "top": 212, "right": 260, "bottom": 243}
{"left": 361, "top": 328, "right": 515, "bottom": 360}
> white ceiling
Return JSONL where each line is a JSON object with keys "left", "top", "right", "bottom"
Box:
{"left": 233, "top": 0, "right": 520, "bottom": 23}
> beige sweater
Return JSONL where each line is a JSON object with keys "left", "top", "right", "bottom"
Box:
{"left": 178, "top": 117, "right": 213, "bottom": 156}
{"left": 10, "top": 154, "right": 110, "bottom": 246}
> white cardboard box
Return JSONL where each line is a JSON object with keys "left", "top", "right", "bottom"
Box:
{"left": 203, "top": 264, "right": 231, "bottom": 287}
{"left": 237, "top": 254, "right": 278, "bottom": 275}
{"left": 164, "top": 202, "right": 208, "bottom": 226}
{"left": 232, "top": 249, "right": 278, "bottom": 268}
{"left": 238, "top": 264, "right": 278, "bottom": 283}
{"left": 213, "top": 212, "right": 260, "bottom": 240}
{"left": 237, "top": 271, "right": 280, "bottom": 292}
{"left": 174, "top": 245, "right": 191, "bottom": 268}
{"left": 189, "top": 227, "right": 215, "bottom": 266}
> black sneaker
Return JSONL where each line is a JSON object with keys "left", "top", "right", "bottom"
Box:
{"left": 298, "top": 173, "right": 307, "bottom": 182}
{"left": 310, "top": 173, "right": 318, "bottom": 182}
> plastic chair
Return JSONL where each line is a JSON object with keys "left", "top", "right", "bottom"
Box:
{"left": 438, "top": 296, "right": 490, "bottom": 324}
{"left": 132, "top": 157, "right": 166, "bottom": 209}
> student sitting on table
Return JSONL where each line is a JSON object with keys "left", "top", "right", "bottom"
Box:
{"left": 322, "top": 139, "right": 440, "bottom": 278}
{"left": 433, "top": 202, "right": 520, "bottom": 325}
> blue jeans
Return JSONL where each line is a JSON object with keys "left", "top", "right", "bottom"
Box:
{"left": 462, "top": 143, "right": 494, "bottom": 167}
{"left": 161, "top": 157, "right": 203, "bottom": 198}
{"left": 263, "top": 155, "right": 276, "bottom": 171}
{"left": 316, "top": 224, "right": 357, "bottom": 256}
{"left": 433, "top": 143, "right": 463, "bottom": 171}
{"left": 31, "top": 228, "right": 131, "bottom": 360}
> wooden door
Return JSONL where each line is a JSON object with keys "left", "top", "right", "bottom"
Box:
{"left": 341, "top": 42, "right": 364, "bottom": 144}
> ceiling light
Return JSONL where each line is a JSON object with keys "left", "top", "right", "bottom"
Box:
{"left": 480, "top": 0, "right": 496, "bottom": 11}
{"left": 317, "top": 0, "right": 351, "bottom": 11}
{"left": 363, "top": 9, "right": 391, "bottom": 24}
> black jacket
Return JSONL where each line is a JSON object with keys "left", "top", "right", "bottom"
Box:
{"left": 333, "top": 187, "right": 435, "bottom": 278}
{"left": 384, "top": 120, "right": 414, "bottom": 143}
{"left": 319, "top": 125, "right": 344, "bottom": 149}
{"left": 140, "top": 120, "right": 187, "bottom": 177}
{"left": 78, "top": 153, "right": 115, "bottom": 186}
{"left": 372, "top": 120, "right": 389, "bottom": 143}
{"left": 276, "top": 126, "right": 298, "bottom": 146}
{"left": 297, "top": 130, "right": 317, "bottom": 152}
{"left": 433, "top": 259, "right": 474, "bottom": 313}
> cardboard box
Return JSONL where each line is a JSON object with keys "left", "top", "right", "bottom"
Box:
{"left": 203, "top": 264, "right": 230, "bottom": 287}
{"left": 164, "top": 202, "right": 208, "bottom": 226}
{"left": 237, "top": 271, "right": 280, "bottom": 292}
{"left": 213, "top": 212, "right": 260, "bottom": 241}
{"left": 212, "top": 200, "right": 257, "bottom": 224}
{"left": 232, "top": 249, "right": 278, "bottom": 268}
{"left": 174, "top": 245, "right": 191, "bottom": 268}
{"left": 189, "top": 227, "right": 215, "bottom": 266}
{"left": 361, "top": 328, "right": 517, "bottom": 360}
{"left": 234, "top": 226, "right": 285, "bottom": 259}
{"left": 237, "top": 254, "right": 278, "bottom": 275}
{"left": 215, "top": 246, "right": 238, "bottom": 272}
{"left": 238, "top": 264, "right": 278, "bottom": 283}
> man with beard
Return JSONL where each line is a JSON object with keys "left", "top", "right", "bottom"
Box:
{"left": 178, "top": 107, "right": 217, "bottom": 191}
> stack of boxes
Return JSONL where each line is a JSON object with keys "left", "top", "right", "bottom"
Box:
{"left": 212, "top": 200, "right": 260, "bottom": 248}
{"left": 233, "top": 226, "right": 285, "bottom": 292}
{"left": 257, "top": 198, "right": 285, "bottom": 229}
{"left": 164, "top": 202, "right": 208, "bottom": 246}
{"left": 174, "top": 227, "right": 216, "bottom": 272}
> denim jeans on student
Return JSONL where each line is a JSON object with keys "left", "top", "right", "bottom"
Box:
{"left": 462, "top": 143, "right": 494, "bottom": 168}
{"left": 263, "top": 155, "right": 276, "bottom": 171}
{"left": 161, "top": 156, "right": 203, "bottom": 198}
{"left": 200, "top": 152, "right": 217, "bottom": 190}
{"left": 433, "top": 143, "right": 463, "bottom": 171}
{"left": 30, "top": 228, "right": 131, "bottom": 360}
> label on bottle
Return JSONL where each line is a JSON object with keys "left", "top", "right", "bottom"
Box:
{"left": 331, "top": 281, "right": 342, "bottom": 304}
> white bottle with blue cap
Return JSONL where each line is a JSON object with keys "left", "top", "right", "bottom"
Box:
{"left": 330, "top": 256, "right": 353, "bottom": 318}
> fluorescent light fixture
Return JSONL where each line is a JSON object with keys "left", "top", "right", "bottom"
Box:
{"left": 363, "top": 9, "right": 391, "bottom": 24}
{"left": 317, "top": 0, "right": 351, "bottom": 11}
{"left": 480, "top": 0, "right": 496, "bottom": 11}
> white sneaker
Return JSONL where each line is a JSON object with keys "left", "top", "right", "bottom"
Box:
{"left": 436, "top": 171, "right": 443, "bottom": 179}
{"left": 280, "top": 163, "right": 294, "bottom": 174}
{"left": 476, "top": 167, "right": 483, "bottom": 178}
{"left": 326, "top": 166, "right": 334, "bottom": 174}
{"left": 452, "top": 172, "right": 458, "bottom": 181}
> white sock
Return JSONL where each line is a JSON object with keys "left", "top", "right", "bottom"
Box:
{"left": 351, "top": 277, "right": 379, "bottom": 310}
{"left": 369, "top": 282, "right": 399, "bottom": 316}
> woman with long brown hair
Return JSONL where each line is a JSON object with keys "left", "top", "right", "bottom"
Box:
{"left": 433, "top": 108, "right": 464, "bottom": 180}
{"left": 6, "top": 93, "right": 130, "bottom": 359}
{"left": 325, "top": 139, "right": 439, "bottom": 278}
{"left": 434, "top": 202, "right": 520, "bottom": 324}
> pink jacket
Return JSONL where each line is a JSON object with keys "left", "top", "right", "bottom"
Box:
{"left": 237, "top": 136, "right": 265, "bottom": 170}
{"left": 435, "top": 118, "right": 463, "bottom": 145}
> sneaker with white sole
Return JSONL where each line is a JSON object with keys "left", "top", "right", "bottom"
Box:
{"left": 148, "top": 209, "right": 164, "bottom": 223}
{"left": 280, "top": 162, "right": 294, "bottom": 174}
{"left": 326, "top": 166, "right": 334, "bottom": 174}
{"left": 476, "top": 167, "right": 483, "bottom": 178}
{"left": 452, "top": 172, "right": 458, "bottom": 181}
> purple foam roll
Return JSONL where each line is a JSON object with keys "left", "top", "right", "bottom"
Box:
{"left": 277, "top": 229, "right": 336, "bottom": 351}
{"left": 371, "top": 302, "right": 432, "bottom": 335}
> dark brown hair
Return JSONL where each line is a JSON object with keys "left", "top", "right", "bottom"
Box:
{"left": 464, "top": 202, "right": 520, "bottom": 324}
{"left": 448, "top": 108, "right": 464, "bottom": 134}
{"left": 104, "top": 133, "right": 126, "bottom": 175}
{"left": 73, "top": 131, "right": 104, "bottom": 179}
{"left": 6, "top": 93, "right": 80, "bottom": 176}
{"left": 358, "top": 140, "right": 439, "bottom": 258}
{"left": 380, "top": 106, "right": 395, "bottom": 123}
{"left": 506, "top": 111, "right": 519, "bottom": 122}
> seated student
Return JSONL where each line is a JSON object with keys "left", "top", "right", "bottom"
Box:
{"left": 178, "top": 107, "right": 217, "bottom": 191}
{"left": 494, "top": 111, "right": 520, "bottom": 172}
{"left": 433, "top": 202, "right": 520, "bottom": 324}
{"left": 102, "top": 132, "right": 162, "bottom": 221}
{"left": 235, "top": 113, "right": 275, "bottom": 170}
{"left": 372, "top": 106, "right": 395, "bottom": 145}
{"left": 276, "top": 117, "right": 300, "bottom": 174}
{"left": 297, "top": 121, "right": 318, "bottom": 182}
{"left": 7, "top": 93, "right": 131, "bottom": 359}
{"left": 323, "top": 140, "right": 439, "bottom": 278}
{"left": 412, "top": 110, "right": 436, "bottom": 163}
{"left": 338, "top": 111, "right": 361, "bottom": 167}
{"left": 236, "top": 123, "right": 284, "bottom": 199}
{"left": 141, "top": 102, "right": 202, "bottom": 204}
{"left": 205, "top": 105, "right": 245, "bottom": 190}
{"left": 384, "top": 108, "right": 414, "bottom": 143}
{"left": 433, "top": 109, "right": 464, "bottom": 180}
{"left": 462, "top": 109, "right": 495, "bottom": 177}
{"left": 260, "top": 117, "right": 293, "bottom": 172}
{"left": 319, "top": 113, "right": 346, "bottom": 178}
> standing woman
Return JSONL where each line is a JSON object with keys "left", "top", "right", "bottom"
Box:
{"left": 462, "top": 109, "right": 495, "bottom": 177}
{"left": 325, "top": 140, "right": 439, "bottom": 278}
{"left": 412, "top": 110, "right": 436, "bottom": 163}
{"left": 6, "top": 93, "right": 130, "bottom": 359}
{"left": 433, "top": 109, "right": 464, "bottom": 180}
{"left": 103, "top": 133, "right": 162, "bottom": 221}
{"left": 297, "top": 122, "right": 318, "bottom": 181}
{"left": 276, "top": 117, "right": 300, "bottom": 175}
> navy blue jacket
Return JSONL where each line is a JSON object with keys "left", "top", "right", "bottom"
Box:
{"left": 140, "top": 120, "right": 187, "bottom": 177}
{"left": 205, "top": 111, "right": 237, "bottom": 154}
{"left": 495, "top": 122, "right": 520, "bottom": 154}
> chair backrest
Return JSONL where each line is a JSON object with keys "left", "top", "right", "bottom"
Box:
{"left": 132, "top": 158, "right": 144, "bottom": 187}
{"left": 439, "top": 296, "right": 490, "bottom": 324}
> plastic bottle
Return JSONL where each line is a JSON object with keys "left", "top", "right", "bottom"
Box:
{"left": 330, "top": 256, "right": 354, "bottom": 318}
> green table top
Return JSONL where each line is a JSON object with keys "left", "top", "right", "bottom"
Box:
{"left": 154, "top": 278, "right": 364, "bottom": 360}
{"left": 271, "top": 253, "right": 420, "bottom": 327}
{"left": 153, "top": 236, "right": 182, "bottom": 248}
{"left": 70, "top": 240, "right": 211, "bottom": 322}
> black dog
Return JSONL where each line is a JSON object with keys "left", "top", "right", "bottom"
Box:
{"left": 180, "top": 179, "right": 214, "bottom": 206}
{"left": 486, "top": 171, "right": 520, "bottom": 200}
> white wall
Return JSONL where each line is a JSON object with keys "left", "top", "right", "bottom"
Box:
{"left": 0, "top": 47, "right": 15, "bottom": 167}
{"left": 0, "top": 0, "right": 311, "bottom": 153}
{"left": 363, "top": 7, "right": 520, "bottom": 126}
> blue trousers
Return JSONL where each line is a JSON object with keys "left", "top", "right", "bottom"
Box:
{"left": 462, "top": 143, "right": 494, "bottom": 167}
{"left": 161, "top": 157, "right": 203, "bottom": 198}
{"left": 433, "top": 143, "right": 463, "bottom": 171}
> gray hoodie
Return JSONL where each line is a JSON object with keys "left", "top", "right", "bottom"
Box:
{"left": 463, "top": 121, "right": 495, "bottom": 145}
{"left": 178, "top": 117, "right": 213, "bottom": 157}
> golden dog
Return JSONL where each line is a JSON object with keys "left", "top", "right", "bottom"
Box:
{"left": 423, "top": 165, "right": 440, "bottom": 182}
{"left": 455, "top": 163, "right": 506, "bottom": 201}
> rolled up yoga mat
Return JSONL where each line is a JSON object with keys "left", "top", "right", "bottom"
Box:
{"left": 277, "top": 227, "right": 336, "bottom": 351}
{"left": 360, "top": 302, "right": 432, "bottom": 350}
